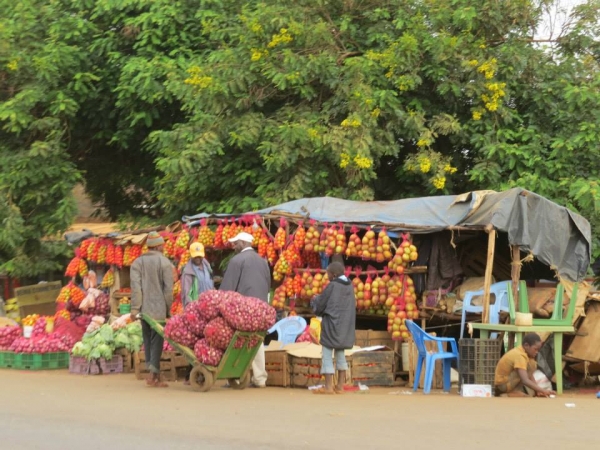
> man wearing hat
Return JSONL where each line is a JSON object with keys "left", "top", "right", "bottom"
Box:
{"left": 130, "top": 231, "right": 174, "bottom": 387}
{"left": 181, "top": 242, "right": 214, "bottom": 307}
{"left": 221, "top": 231, "right": 271, "bottom": 387}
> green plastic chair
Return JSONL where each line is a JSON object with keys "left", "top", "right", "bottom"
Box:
{"left": 509, "top": 281, "right": 579, "bottom": 326}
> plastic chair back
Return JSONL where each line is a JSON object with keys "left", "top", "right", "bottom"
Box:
{"left": 405, "top": 320, "right": 428, "bottom": 356}
{"left": 460, "top": 281, "right": 511, "bottom": 338}
{"left": 267, "top": 316, "right": 307, "bottom": 345}
{"left": 510, "top": 282, "right": 579, "bottom": 326}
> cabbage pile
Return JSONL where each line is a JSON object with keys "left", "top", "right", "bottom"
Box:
{"left": 71, "top": 322, "right": 142, "bottom": 361}
{"left": 71, "top": 324, "right": 115, "bottom": 361}
{"left": 113, "top": 322, "right": 143, "bottom": 352}
{"left": 163, "top": 290, "right": 276, "bottom": 367}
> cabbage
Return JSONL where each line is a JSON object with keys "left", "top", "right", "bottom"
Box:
{"left": 114, "top": 330, "right": 131, "bottom": 349}
{"left": 71, "top": 341, "right": 92, "bottom": 358}
{"left": 129, "top": 335, "right": 143, "bottom": 352}
{"left": 97, "top": 343, "right": 113, "bottom": 360}
{"left": 98, "top": 324, "right": 114, "bottom": 343}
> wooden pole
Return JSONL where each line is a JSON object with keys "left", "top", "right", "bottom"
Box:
{"left": 482, "top": 226, "right": 496, "bottom": 324}
{"left": 510, "top": 245, "right": 521, "bottom": 312}
{"left": 508, "top": 245, "right": 521, "bottom": 350}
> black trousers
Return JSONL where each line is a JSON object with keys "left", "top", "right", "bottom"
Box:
{"left": 142, "top": 320, "right": 164, "bottom": 374}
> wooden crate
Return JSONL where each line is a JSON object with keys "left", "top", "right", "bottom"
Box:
{"left": 355, "top": 330, "right": 394, "bottom": 348}
{"left": 115, "top": 348, "right": 133, "bottom": 374}
{"left": 265, "top": 350, "right": 289, "bottom": 387}
{"left": 134, "top": 350, "right": 189, "bottom": 381}
{"left": 289, "top": 356, "right": 323, "bottom": 388}
{"left": 351, "top": 349, "right": 395, "bottom": 386}
{"left": 289, "top": 356, "right": 352, "bottom": 388}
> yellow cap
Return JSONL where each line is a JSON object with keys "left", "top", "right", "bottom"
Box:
{"left": 189, "top": 242, "right": 205, "bottom": 258}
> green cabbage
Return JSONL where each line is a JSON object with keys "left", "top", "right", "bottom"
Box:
{"left": 97, "top": 343, "right": 113, "bottom": 360}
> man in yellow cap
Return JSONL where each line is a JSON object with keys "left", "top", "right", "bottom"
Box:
{"left": 181, "top": 242, "right": 214, "bottom": 307}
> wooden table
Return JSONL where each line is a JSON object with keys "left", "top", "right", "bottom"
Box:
{"left": 470, "top": 323, "right": 574, "bottom": 394}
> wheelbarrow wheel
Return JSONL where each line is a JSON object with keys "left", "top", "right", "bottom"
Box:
{"left": 189, "top": 365, "right": 214, "bottom": 392}
{"left": 228, "top": 371, "right": 251, "bottom": 390}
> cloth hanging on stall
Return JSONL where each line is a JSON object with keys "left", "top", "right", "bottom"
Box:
{"left": 426, "top": 232, "right": 464, "bottom": 291}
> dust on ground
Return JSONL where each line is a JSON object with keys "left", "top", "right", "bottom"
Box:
{"left": 0, "top": 370, "right": 597, "bottom": 450}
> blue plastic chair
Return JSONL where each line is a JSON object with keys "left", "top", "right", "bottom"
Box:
{"left": 267, "top": 316, "right": 307, "bottom": 345}
{"left": 406, "top": 320, "right": 459, "bottom": 394}
{"left": 459, "top": 281, "right": 511, "bottom": 339}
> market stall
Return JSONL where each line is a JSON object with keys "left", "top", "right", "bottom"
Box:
{"left": 1, "top": 188, "right": 591, "bottom": 392}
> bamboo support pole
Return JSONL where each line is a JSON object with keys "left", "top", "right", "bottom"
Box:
{"left": 482, "top": 225, "right": 497, "bottom": 324}
{"left": 508, "top": 245, "right": 521, "bottom": 349}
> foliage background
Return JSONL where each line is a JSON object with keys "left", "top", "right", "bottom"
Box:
{"left": 0, "top": 0, "right": 598, "bottom": 278}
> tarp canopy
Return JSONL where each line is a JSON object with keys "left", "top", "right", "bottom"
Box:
{"left": 183, "top": 188, "right": 591, "bottom": 281}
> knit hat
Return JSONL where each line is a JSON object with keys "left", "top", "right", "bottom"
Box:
{"left": 189, "top": 242, "right": 205, "bottom": 258}
{"left": 146, "top": 231, "right": 165, "bottom": 248}
{"left": 228, "top": 232, "right": 254, "bottom": 244}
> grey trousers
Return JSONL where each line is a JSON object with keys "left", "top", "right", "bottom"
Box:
{"left": 142, "top": 320, "right": 164, "bottom": 374}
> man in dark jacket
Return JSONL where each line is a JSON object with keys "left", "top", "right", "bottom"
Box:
{"left": 311, "top": 262, "right": 356, "bottom": 394}
{"left": 221, "top": 231, "right": 271, "bottom": 387}
{"left": 130, "top": 231, "right": 174, "bottom": 387}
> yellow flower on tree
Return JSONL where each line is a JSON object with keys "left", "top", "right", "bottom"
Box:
{"left": 6, "top": 59, "right": 18, "bottom": 71}
{"left": 267, "top": 28, "right": 293, "bottom": 48}
{"left": 353, "top": 155, "right": 373, "bottom": 169}
{"left": 339, "top": 153, "right": 350, "bottom": 169}
{"left": 419, "top": 157, "right": 431, "bottom": 173}
{"left": 417, "top": 139, "right": 429, "bottom": 148}
{"left": 371, "top": 108, "right": 381, "bottom": 118}
{"left": 443, "top": 164, "right": 457, "bottom": 174}
{"left": 472, "top": 111, "right": 482, "bottom": 120}
{"left": 184, "top": 66, "right": 213, "bottom": 88}
{"left": 432, "top": 176, "right": 446, "bottom": 190}
{"left": 250, "top": 49, "right": 268, "bottom": 61}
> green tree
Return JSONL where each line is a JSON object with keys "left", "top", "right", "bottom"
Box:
{"left": 1, "top": 0, "right": 599, "bottom": 279}
{"left": 0, "top": 0, "right": 83, "bottom": 277}
{"left": 149, "top": 0, "right": 600, "bottom": 253}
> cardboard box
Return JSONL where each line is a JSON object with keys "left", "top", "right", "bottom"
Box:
{"left": 15, "top": 282, "right": 62, "bottom": 319}
{"left": 461, "top": 384, "right": 493, "bottom": 398}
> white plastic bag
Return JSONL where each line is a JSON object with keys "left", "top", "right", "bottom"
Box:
{"left": 533, "top": 369, "right": 552, "bottom": 391}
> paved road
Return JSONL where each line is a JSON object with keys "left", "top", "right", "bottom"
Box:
{"left": 0, "top": 370, "right": 597, "bottom": 449}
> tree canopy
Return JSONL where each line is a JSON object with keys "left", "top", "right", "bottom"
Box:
{"left": 1, "top": 0, "right": 599, "bottom": 278}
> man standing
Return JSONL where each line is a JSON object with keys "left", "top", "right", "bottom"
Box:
{"left": 181, "top": 242, "right": 214, "bottom": 307}
{"left": 220, "top": 231, "right": 271, "bottom": 388}
{"left": 130, "top": 231, "right": 174, "bottom": 388}
{"left": 494, "top": 332, "right": 556, "bottom": 397}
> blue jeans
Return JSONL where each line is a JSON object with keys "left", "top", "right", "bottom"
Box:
{"left": 321, "top": 346, "right": 348, "bottom": 374}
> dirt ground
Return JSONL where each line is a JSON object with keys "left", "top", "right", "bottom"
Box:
{"left": 0, "top": 370, "right": 598, "bottom": 450}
